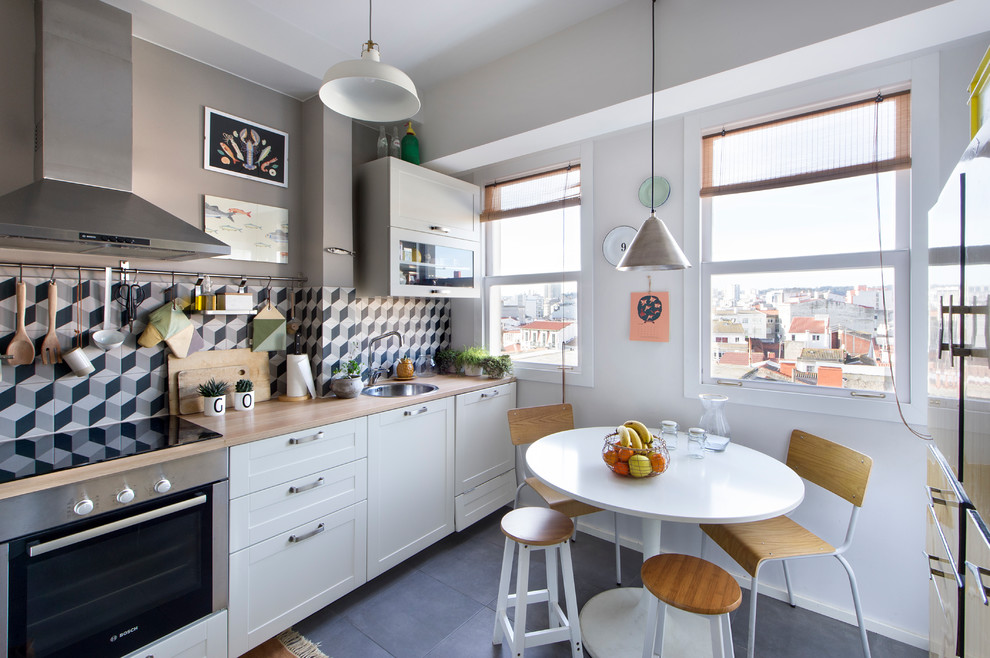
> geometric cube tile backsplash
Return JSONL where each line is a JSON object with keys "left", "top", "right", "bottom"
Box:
{"left": 0, "top": 275, "right": 450, "bottom": 440}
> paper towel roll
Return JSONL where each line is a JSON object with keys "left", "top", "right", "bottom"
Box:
{"left": 286, "top": 354, "right": 315, "bottom": 399}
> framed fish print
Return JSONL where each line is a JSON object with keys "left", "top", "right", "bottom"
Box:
{"left": 204, "top": 107, "right": 288, "bottom": 187}
{"left": 204, "top": 195, "right": 289, "bottom": 263}
{"left": 630, "top": 291, "right": 669, "bottom": 342}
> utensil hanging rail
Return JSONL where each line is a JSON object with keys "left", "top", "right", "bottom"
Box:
{"left": 0, "top": 261, "right": 306, "bottom": 284}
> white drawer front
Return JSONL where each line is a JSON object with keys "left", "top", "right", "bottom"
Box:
{"left": 454, "top": 469, "right": 515, "bottom": 531}
{"left": 123, "top": 610, "right": 226, "bottom": 658}
{"left": 228, "top": 501, "right": 368, "bottom": 657}
{"left": 230, "top": 418, "right": 367, "bottom": 498}
{"left": 372, "top": 396, "right": 451, "bottom": 427}
{"left": 230, "top": 459, "right": 368, "bottom": 552}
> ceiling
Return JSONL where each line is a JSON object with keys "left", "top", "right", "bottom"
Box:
{"left": 100, "top": 0, "right": 630, "bottom": 101}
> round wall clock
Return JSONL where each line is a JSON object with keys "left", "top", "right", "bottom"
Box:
{"left": 602, "top": 225, "right": 638, "bottom": 266}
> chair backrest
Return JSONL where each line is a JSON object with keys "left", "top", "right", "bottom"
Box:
{"left": 507, "top": 404, "right": 574, "bottom": 446}
{"left": 786, "top": 429, "right": 872, "bottom": 507}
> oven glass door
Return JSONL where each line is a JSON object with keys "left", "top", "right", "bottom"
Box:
{"left": 7, "top": 487, "right": 213, "bottom": 658}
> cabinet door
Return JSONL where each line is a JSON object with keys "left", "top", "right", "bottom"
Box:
{"left": 389, "top": 227, "right": 480, "bottom": 299}
{"left": 390, "top": 157, "right": 480, "bottom": 241}
{"left": 228, "top": 501, "right": 368, "bottom": 657}
{"left": 123, "top": 610, "right": 226, "bottom": 658}
{"left": 454, "top": 382, "right": 516, "bottom": 494}
{"left": 965, "top": 509, "right": 990, "bottom": 658}
{"left": 367, "top": 397, "right": 454, "bottom": 579}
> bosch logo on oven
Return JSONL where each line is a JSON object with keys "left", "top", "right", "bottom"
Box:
{"left": 110, "top": 626, "right": 139, "bottom": 642}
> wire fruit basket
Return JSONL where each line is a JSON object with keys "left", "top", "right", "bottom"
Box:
{"left": 602, "top": 430, "right": 670, "bottom": 477}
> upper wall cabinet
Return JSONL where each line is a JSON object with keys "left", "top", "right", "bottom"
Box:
{"left": 356, "top": 157, "right": 481, "bottom": 299}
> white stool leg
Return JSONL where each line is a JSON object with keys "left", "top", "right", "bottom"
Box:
{"left": 720, "top": 613, "right": 735, "bottom": 658}
{"left": 558, "top": 539, "right": 583, "bottom": 656}
{"left": 709, "top": 613, "right": 735, "bottom": 658}
{"left": 614, "top": 512, "right": 622, "bottom": 585}
{"left": 546, "top": 544, "right": 560, "bottom": 627}
{"left": 641, "top": 595, "right": 660, "bottom": 658}
{"left": 781, "top": 559, "right": 796, "bottom": 607}
{"left": 513, "top": 543, "right": 531, "bottom": 657}
{"left": 494, "top": 537, "right": 515, "bottom": 646}
{"left": 746, "top": 572, "right": 760, "bottom": 658}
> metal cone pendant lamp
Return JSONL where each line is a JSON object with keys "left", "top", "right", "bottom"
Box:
{"left": 319, "top": 0, "right": 421, "bottom": 123}
{"left": 616, "top": 0, "right": 690, "bottom": 271}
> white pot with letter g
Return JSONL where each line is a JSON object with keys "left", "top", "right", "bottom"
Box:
{"left": 204, "top": 395, "right": 226, "bottom": 416}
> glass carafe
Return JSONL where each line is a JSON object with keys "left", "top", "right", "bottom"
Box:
{"left": 699, "top": 393, "right": 730, "bottom": 439}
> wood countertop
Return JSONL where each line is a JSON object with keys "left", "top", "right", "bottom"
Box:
{"left": 0, "top": 375, "right": 513, "bottom": 501}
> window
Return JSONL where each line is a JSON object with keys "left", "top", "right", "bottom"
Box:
{"left": 482, "top": 163, "right": 587, "bottom": 381}
{"left": 698, "top": 91, "right": 911, "bottom": 398}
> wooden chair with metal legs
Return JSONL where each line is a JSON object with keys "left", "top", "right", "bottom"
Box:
{"left": 640, "top": 553, "right": 742, "bottom": 658}
{"left": 507, "top": 404, "right": 623, "bottom": 585}
{"left": 700, "top": 429, "right": 874, "bottom": 658}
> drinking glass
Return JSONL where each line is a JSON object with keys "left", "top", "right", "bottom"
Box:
{"left": 660, "top": 420, "right": 678, "bottom": 450}
{"left": 687, "top": 427, "right": 707, "bottom": 459}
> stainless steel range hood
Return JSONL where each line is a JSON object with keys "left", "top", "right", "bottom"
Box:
{"left": 0, "top": 0, "right": 230, "bottom": 261}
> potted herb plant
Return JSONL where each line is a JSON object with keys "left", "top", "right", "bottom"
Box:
{"left": 434, "top": 348, "right": 458, "bottom": 375}
{"left": 233, "top": 378, "right": 255, "bottom": 411}
{"left": 456, "top": 346, "right": 489, "bottom": 377}
{"left": 198, "top": 378, "right": 229, "bottom": 416}
{"left": 331, "top": 359, "right": 364, "bottom": 399}
{"left": 481, "top": 355, "right": 513, "bottom": 379}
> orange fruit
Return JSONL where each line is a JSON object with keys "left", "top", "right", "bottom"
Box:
{"left": 650, "top": 453, "right": 667, "bottom": 472}
{"left": 612, "top": 462, "right": 630, "bottom": 476}
{"left": 616, "top": 447, "right": 634, "bottom": 462}
{"left": 603, "top": 448, "right": 619, "bottom": 465}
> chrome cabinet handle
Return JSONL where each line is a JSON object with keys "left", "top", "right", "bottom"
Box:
{"left": 289, "top": 431, "right": 324, "bottom": 445}
{"left": 404, "top": 406, "right": 429, "bottom": 416}
{"left": 928, "top": 504, "right": 963, "bottom": 587}
{"left": 288, "top": 523, "right": 325, "bottom": 544}
{"left": 289, "top": 477, "right": 325, "bottom": 494}
{"left": 480, "top": 390, "right": 500, "bottom": 400}
{"left": 429, "top": 225, "right": 450, "bottom": 233}
{"left": 966, "top": 560, "right": 990, "bottom": 606}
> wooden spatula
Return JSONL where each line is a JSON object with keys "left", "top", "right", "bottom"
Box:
{"left": 5, "top": 281, "right": 35, "bottom": 365}
{"left": 40, "top": 281, "right": 62, "bottom": 364}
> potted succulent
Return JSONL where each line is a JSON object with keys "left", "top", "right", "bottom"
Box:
{"left": 331, "top": 359, "right": 364, "bottom": 399}
{"left": 456, "top": 346, "right": 489, "bottom": 377}
{"left": 234, "top": 378, "right": 255, "bottom": 411}
{"left": 434, "top": 348, "right": 458, "bottom": 375}
{"left": 481, "top": 355, "right": 513, "bottom": 380}
{"left": 198, "top": 378, "right": 229, "bottom": 416}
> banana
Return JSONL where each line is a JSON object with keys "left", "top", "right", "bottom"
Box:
{"left": 629, "top": 428, "right": 644, "bottom": 450}
{"left": 624, "top": 420, "right": 652, "bottom": 447}
{"left": 616, "top": 426, "right": 631, "bottom": 447}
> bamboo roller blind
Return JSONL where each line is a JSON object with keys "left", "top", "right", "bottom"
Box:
{"left": 700, "top": 91, "right": 911, "bottom": 197}
{"left": 481, "top": 164, "right": 581, "bottom": 222}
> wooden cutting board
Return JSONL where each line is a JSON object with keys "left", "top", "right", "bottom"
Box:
{"left": 168, "top": 348, "right": 271, "bottom": 415}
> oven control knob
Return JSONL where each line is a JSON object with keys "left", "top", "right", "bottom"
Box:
{"left": 154, "top": 479, "right": 172, "bottom": 494}
{"left": 116, "top": 487, "right": 135, "bottom": 504}
{"left": 73, "top": 499, "right": 94, "bottom": 516}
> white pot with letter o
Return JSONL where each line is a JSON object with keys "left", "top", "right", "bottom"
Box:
{"left": 234, "top": 391, "right": 254, "bottom": 411}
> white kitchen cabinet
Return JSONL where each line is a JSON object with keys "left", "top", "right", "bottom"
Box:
{"left": 228, "top": 418, "right": 368, "bottom": 657}
{"left": 367, "top": 396, "right": 455, "bottom": 579}
{"left": 123, "top": 610, "right": 226, "bottom": 658}
{"left": 454, "top": 382, "right": 516, "bottom": 530}
{"left": 356, "top": 156, "right": 480, "bottom": 298}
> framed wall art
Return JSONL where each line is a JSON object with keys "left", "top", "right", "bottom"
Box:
{"left": 204, "top": 195, "right": 289, "bottom": 263}
{"left": 204, "top": 107, "right": 288, "bottom": 187}
{"left": 630, "top": 291, "right": 669, "bottom": 342}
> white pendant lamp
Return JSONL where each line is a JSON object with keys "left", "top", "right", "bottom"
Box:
{"left": 617, "top": 0, "right": 690, "bottom": 271}
{"left": 319, "top": 0, "right": 421, "bottom": 123}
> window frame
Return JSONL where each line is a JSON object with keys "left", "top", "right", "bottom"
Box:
{"left": 682, "top": 64, "right": 933, "bottom": 424}
{"left": 477, "top": 143, "right": 596, "bottom": 387}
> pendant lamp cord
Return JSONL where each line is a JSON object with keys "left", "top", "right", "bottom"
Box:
{"left": 368, "top": 0, "right": 373, "bottom": 42}
{"left": 651, "top": 0, "right": 656, "bottom": 212}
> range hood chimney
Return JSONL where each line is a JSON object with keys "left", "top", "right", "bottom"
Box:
{"left": 0, "top": 0, "right": 230, "bottom": 261}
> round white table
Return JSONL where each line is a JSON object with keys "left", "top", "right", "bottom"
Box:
{"left": 525, "top": 427, "right": 805, "bottom": 658}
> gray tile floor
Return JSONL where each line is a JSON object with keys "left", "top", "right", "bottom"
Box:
{"left": 293, "top": 507, "right": 925, "bottom": 658}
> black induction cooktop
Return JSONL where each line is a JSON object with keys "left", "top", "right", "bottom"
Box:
{"left": 0, "top": 416, "right": 222, "bottom": 485}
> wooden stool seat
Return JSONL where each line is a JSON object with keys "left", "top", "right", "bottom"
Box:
{"left": 642, "top": 554, "right": 742, "bottom": 616}
{"left": 501, "top": 507, "right": 575, "bottom": 546}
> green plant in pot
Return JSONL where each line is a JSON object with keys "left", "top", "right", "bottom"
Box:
{"left": 331, "top": 359, "right": 364, "bottom": 399}
{"left": 197, "top": 378, "right": 229, "bottom": 416}
{"left": 234, "top": 378, "right": 255, "bottom": 411}
{"left": 434, "top": 348, "right": 458, "bottom": 375}
{"left": 456, "top": 346, "right": 489, "bottom": 376}
{"left": 481, "top": 355, "right": 513, "bottom": 379}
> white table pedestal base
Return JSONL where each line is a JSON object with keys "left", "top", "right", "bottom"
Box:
{"left": 579, "top": 587, "right": 715, "bottom": 658}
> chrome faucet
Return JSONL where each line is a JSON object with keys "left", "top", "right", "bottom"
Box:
{"left": 367, "top": 331, "right": 403, "bottom": 385}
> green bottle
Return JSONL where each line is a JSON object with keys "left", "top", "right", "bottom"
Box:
{"left": 400, "top": 122, "right": 420, "bottom": 165}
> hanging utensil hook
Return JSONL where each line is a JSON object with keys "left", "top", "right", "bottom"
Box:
{"left": 49, "top": 265, "right": 57, "bottom": 284}
{"left": 264, "top": 276, "right": 273, "bottom": 309}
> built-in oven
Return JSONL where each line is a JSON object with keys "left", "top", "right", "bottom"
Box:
{"left": 0, "top": 426, "right": 227, "bottom": 658}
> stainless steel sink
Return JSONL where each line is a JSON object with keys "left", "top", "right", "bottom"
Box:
{"left": 362, "top": 382, "right": 439, "bottom": 397}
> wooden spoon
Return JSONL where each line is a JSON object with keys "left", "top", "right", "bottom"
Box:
{"left": 5, "top": 281, "right": 35, "bottom": 365}
{"left": 40, "top": 281, "right": 62, "bottom": 364}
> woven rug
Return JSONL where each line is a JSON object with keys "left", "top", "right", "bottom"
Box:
{"left": 239, "top": 629, "right": 329, "bottom": 658}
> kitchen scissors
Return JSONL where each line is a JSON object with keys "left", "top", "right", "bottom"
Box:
{"left": 114, "top": 276, "right": 146, "bottom": 331}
